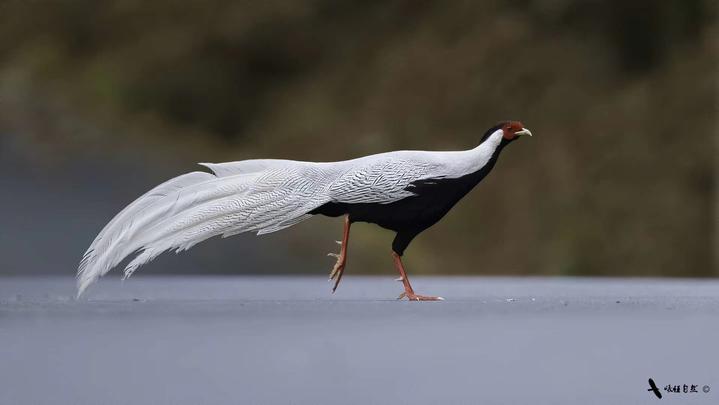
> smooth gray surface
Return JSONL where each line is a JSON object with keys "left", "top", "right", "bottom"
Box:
{"left": 1, "top": 276, "right": 718, "bottom": 405}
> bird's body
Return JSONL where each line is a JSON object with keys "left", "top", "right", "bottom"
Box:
{"left": 77, "top": 121, "right": 532, "bottom": 299}
{"left": 311, "top": 132, "right": 513, "bottom": 250}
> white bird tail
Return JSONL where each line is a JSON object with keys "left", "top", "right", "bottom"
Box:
{"left": 77, "top": 160, "right": 333, "bottom": 296}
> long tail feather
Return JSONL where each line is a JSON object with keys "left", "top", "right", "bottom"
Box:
{"left": 77, "top": 162, "right": 332, "bottom": 296}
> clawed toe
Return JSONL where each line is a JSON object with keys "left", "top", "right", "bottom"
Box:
{"left": 328, "top": 261, "right": 344, "bottom": 281}
{"left": 327, "top": 216, "right": 350, "bottom": 292}
{"left": 327, "top": 251, "right": 346, "bottom": 292}
{"left": 397, "top": 291, "right": 444, "bottom": 301}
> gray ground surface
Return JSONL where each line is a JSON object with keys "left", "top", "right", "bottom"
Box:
{"left": 1, "top": 276, "right": 718, "bottom": 405}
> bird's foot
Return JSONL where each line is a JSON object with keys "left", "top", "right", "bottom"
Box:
{"left": 327, "top": 254, "right": 342, "bottom": 278}
{"left": 327, "top": 243, "right": 346, "bottom": 292}
{"left": 328, "top": 257, "right": 345, "bottom": 282}
{"left": 397, "top": 291, "right": 444, "bottom": 301}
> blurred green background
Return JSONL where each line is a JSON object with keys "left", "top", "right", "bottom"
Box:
{"left": 0, "top": 0, "right": 716, "bottom": 278}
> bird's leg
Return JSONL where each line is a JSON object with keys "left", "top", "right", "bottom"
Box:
{"left": 392, "top": 252, "right": 444, "bottom": 301}
{"left": 328, "top": 215, "right": 351, "bottom": 293}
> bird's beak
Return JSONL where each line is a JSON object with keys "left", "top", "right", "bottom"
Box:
{"left": 515, "top": 128, "right": 532, "bottom": 137}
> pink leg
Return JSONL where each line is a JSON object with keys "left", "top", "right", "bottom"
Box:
{"left": 329, "top": 215, "right": 351, "bottom": 293}
{"left": 393, "top": 252, "right": 444, "bottom": 301}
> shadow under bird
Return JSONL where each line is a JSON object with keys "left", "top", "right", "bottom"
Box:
{"left": 78, "top": 121, "right": 533, "bottom": 300}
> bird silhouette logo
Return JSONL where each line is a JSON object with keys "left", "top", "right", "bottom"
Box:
{"left": 648, "top": 378, "right": 662, "bottom": 399}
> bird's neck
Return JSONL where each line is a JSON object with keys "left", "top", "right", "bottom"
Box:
{"left": 459, "top": 130, "right": 509, "bottom": 175}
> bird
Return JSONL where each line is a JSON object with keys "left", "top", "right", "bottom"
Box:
{"left": 647, "top": 378, "right": 662, "bottom": 399}
{"left": 77, "top": 121, "right": 532, "bottom": 300}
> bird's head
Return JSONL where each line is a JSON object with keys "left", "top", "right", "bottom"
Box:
{"left": 480, "top": 121, "right": 533, "bottom": 144}
{"left": 500, "top": 121, "right": 532, "bottom": 141}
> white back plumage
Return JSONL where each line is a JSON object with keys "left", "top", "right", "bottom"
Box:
{"left": 76, "top": 130, "right": 505, "bottom": 296}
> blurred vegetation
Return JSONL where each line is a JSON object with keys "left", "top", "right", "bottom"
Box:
{"left": 1, "top": 0, "right": 716, "bottom": 276}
